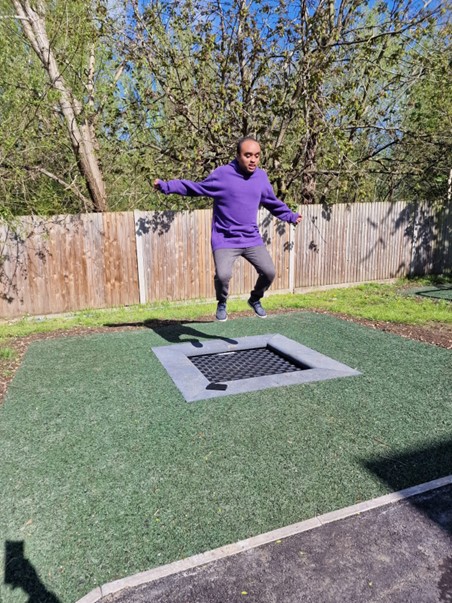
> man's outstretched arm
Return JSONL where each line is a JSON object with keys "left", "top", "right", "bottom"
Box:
{"left": 260, "top": 180, "right": 302, "bottom": 224}
{"left": 153, "top": 173, "right": 218, "bottom": 197}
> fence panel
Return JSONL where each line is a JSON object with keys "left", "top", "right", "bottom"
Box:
{"left": 293, "top": 202, "right": 414, "bottom": 289}
{"left": 134, "top": 209, "right": 215, "bottom": 303}
{"left": 436, "top": 205, "right": 452, "bottom": 273}
{"left": 0, "top": 202, "right": 448, "bottom": 319}
{"left": 133, "top": 208, "right": 292, "bottom": 303}
{"left": 411, "top": 202, "right": 452, "bottom": 276}
{"left": 0, "top": 213, "right": 139, "bottom": 319}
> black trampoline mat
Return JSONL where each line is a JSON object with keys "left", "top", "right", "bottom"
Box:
{"left": 152, "top": 334, "right": 362, "bottom": 402}
{"left": 189, "top": 346, "right": 309, "bottom": 383}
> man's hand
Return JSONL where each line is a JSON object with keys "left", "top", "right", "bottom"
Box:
{"left": 153, "top": 179, "right": 162, "bottom": 191}
{"left": 295, "top": 215, "right": 303, "bottom": 224}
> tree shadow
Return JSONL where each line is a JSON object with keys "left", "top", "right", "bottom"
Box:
{"left": 361, "top": 437, "right": 452, "bottom": 536}
{"left": 401, "top": 202, "right": 452, "bottom": 276}
{"left": 414, "top": 274, "right": 452, "bottom": 286}
{"left": 4, "top": 540, "right": 61, "bottom": 603}
{"left": 104, "top": 318, "right": 238, "bottom": 348}
{"left": 415, "top": 285, "right": 452, "bottom": 302}
{"left": 135, "top": 211, "right": 176, "bottom": 236}
{"left": 0, "top": 215, "right": 84, "bottom": 306}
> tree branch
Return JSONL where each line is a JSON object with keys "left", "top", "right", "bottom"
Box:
{"left": 358, "top": 139, "right": 401, "bottom": 163}
{"left": 0, "top": 163, "right": 92, "bottom": 210}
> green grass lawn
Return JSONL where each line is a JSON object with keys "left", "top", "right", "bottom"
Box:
{"left": 1, "top": 277, "right": 451, "bottom": 344}
{"left": 1, "top": 311, "right": 451, "bottom": 602}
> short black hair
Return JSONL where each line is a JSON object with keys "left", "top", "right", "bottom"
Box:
{"left": 237, "top": 136, "right": 259, "bottom": 155}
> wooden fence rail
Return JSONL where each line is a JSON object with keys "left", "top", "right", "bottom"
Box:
{"left": 0, "top": 202, "right": 450, "bottom": 319}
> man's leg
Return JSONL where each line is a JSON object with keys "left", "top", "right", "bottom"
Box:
{"left": 243, "top": 245, "right": 276, "bottom": 301}
{"left": 213, "top": 249, "right": 242, "bottom": 320}
{"left": 213, "top": 248, "right": 241, "bottom": 302}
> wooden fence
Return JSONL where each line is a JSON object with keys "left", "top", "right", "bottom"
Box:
{"left": 0, "top": 201, "right": 450, "bottom": 319}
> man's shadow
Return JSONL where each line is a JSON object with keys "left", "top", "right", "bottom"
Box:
{"left": 104, "top": 319, "right": 238, "bottom": 348}
{"left": 4, "top": 540, "right": 61, "bottom": 603}
{"left": 362, "top": 438, "right": 452, "bottom": 536}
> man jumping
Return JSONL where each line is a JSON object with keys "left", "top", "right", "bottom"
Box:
{"left": 154, "top": 137, "right": 302, "bottom": 321}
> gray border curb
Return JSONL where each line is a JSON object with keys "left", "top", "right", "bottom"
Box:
{"left": 152, "top": 334, "right": 361, "bottom": 402}
{"left": 76, "top": 474, "right": 452, "bottom": 602}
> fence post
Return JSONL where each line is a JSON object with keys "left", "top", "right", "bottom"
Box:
{"left": 134, "top": 210, "right": 147, "bottom": 305}
{"left": 288, "top": 220, "right": 296, "bottom": 293}
{"left": 409, "top": 203, "right": 421, "bottom": 277}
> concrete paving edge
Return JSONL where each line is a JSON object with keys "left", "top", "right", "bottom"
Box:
{"left": 76, "top": 474, "right": 452, "bottom": 603}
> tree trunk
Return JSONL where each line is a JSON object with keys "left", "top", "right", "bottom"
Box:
{"left": 12, "top": 0, "right": 108, "bottom": 212}
{"left": 302, "top": 130, "right": 318, "bottom": 204}
{"left": 301, "top": 94, "right": 321, "bottom": 204}
{"left": 448, "top": 168, "right": 452, "bottom": 205}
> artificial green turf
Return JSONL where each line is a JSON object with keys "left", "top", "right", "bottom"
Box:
{"left": 412, "top": 285, "right": 452, "bottom": 302}
{"left": 1, "top": 312, "right": 451, "bottom": 602}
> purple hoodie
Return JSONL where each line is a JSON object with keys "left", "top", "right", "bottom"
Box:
{"left": 157, "top": 159, "right": 300, "bottom": 251}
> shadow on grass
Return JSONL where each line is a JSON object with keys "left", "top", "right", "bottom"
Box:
{"left": 407, "top": 274, "right": 452, "bottom": 286}
{"left": 362, "top": 437, "right": 452, "bottom": 536}
{"left": 104, "top": 319, "right": 238, "bottom": 347}
{"left": 4, "top": 540, "right": 61, "bottom": 602}
{"left": 415, "top": 285, "right": 452, "bottom": 302}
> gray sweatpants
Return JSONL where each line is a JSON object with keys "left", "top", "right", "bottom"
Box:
{"left": 213, "top": 246, "right": 276, "bottom": 303}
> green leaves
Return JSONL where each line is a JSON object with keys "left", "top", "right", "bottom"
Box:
{"left": 1, "top": 0, "right": 449, "bottom": 214}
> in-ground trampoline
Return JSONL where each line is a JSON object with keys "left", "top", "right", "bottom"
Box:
{"left": 152, "top": 334, "right": 361, "bottom": 402}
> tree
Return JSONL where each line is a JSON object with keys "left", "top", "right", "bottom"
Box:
{"left": 393, "top": 18, "right": 452, "bottom": 207}
{"left": 0, "top": 0, "right": 448, "bottom": 215}
{"left": 118, "top": 0, "right": 443, "bottom": 206}
{"left": 2, "top": 0, "right": 108, "bottom": 212}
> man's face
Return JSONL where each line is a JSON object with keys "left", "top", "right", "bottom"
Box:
{"left": 237, "top": 140, "right": 261, "bottom": 174}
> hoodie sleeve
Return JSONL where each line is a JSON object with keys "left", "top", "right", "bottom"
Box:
{"left": 157, "top": 170, "right": 219, "bottom": 198}
{"left": 260, "top": 176, "right": 300, "bottom": 223}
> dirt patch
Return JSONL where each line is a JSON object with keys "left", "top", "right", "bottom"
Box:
{"left": 1, "top": 312, "right": 451, "bottom": 405}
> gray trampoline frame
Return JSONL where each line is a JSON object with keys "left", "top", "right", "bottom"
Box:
{"left": 152, "top": 334, "right": 361, "bottom": 402}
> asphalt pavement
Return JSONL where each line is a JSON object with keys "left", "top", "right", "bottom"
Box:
{"left": 79, "top": 479, "right": 452, "bottom": 603}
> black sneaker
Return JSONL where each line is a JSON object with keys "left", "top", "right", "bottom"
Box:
{"left": 247, "top": 298, "right": 267, "bottom": 318}
{"left": 215, "top": 302, "right": 228, "bottom": 321}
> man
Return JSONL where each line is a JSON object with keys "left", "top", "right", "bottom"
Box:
{"left": 154, "top": 137, "right": 302, "bottom": 321}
